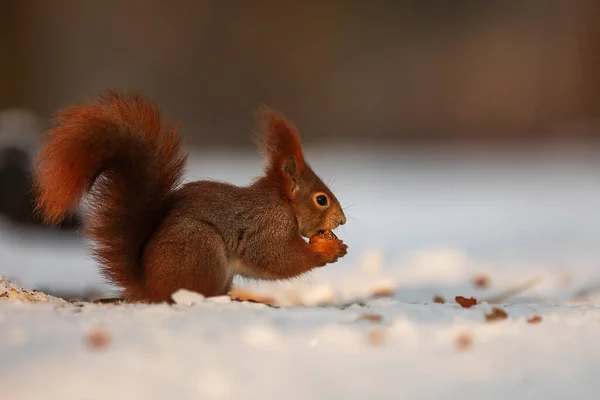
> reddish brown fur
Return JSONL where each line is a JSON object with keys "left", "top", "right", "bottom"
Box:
{"left": 256, "top": 105, "right": 306, "bottom": 172}
{"left": 254, "top": 105, "right": 308, "bottom": 201}
{"left": 35, "top": 91, "right": 186, "bottom": 297}
{"left": 34, "top": 91, "right": 347, "bottom": 303}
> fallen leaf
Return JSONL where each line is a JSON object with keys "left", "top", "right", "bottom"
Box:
{"left": 357, "top": 313, "right": 383, "bottom": 323}
{"left": 371, "top": 286, "right": 395, "bottom": 298}
{"left": 86, "top": 328, "right": 111, "bottom": 350}
{"left": 455, "top": 332, "right": 473, "bottom": 351}
{"left": 433, "top": 295, "right": 446, "bottom": 304}
{"left": 228, "top": 289, "right": 278, "bottom": 307}
{"left": 472, "top": 274, "right": 491, "bottom": 289}
{"left": 485, "top": 307, "right": 509, "bottom": 322}
{"left": 527, "top": 315, "right": 542, "bottom": 324}
{"left": 367, "top": 328, "right": 386, "bottom": 346}
{"left": 455, "top": 296, "right": 477, "bottom": 308}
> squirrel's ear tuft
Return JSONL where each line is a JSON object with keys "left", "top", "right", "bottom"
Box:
{"left": 255, "top": 105, "right": 306, "bottom": 173}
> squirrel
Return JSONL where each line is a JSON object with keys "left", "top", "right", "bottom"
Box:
{"left": 33, "top": 91, "right": 348, "bottom": 303}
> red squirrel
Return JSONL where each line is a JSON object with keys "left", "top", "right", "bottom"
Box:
{"left": 34, "top": 91, "right": 348, "bottom": 303}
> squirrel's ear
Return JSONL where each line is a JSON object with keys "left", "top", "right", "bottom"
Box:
{"left": 282, "top": 155, "right": 299, "bottom": 196}
{"left": 255, "top": 105, "right": 306, "bottom": 174}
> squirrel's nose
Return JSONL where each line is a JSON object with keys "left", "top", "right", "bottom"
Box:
{"left": 339, "top": 215, "right": 346, "bottom": 226}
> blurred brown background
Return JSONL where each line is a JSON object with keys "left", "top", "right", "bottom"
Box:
{"left": 2, "top": 0, "right": 600, "bottom": 148}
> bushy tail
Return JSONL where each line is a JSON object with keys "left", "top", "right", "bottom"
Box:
{"left": 34, "top": 91, "right": 187, "bottom": 296}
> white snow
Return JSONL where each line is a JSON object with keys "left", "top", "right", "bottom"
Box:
{"left": 171, "top": 289, "right": 205, "bottom": 305}
{"left": 1, "top": 145, "right": 600, "bottom": 399}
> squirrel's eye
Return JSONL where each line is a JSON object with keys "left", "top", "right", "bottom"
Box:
{"left": 315, "top": 194, "right": 328, "bottom": 207}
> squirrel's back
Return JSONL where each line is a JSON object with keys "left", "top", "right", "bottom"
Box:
{"left": 35, "top": 91, "right": 187, "bottom": 299}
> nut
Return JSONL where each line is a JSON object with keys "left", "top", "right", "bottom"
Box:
{"left": 309, "top": 229, "right": 338, "bottom": 244}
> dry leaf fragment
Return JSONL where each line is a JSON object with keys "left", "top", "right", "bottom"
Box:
{"left": 433, "top": 295, "right": 446, "bottom": 304}
{"left": 228, "top": 289, "right": 278, "bottom": 307}
{"left": 455, "top": 296, "right": 477, "bottom": 308}
{"left": 371, "top": 286, "right": 395, "bottom": 298}
{"left": 455, "top": 332, "right": 473, "bottom": 351}
{"left": 86, "top": 328, "right": 111, "bottom": 350}
{"left": 367, "top": 328, "right": 386, "bottom": 346}
{"left": 357, "top": 313, "right": 383, "bottom": 323}
{"left": 472, "top": 274, "right": 491, "bottom": 289}
{"left": 527, "top": 315, "right": 542, "bottom": 324}
{"left": 485, "top": 307, "right": 508, "bottom": 322}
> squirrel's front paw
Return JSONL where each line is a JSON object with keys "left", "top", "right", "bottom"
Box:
{"left": 311, "top": 239, "right": 348, "bottom": 266}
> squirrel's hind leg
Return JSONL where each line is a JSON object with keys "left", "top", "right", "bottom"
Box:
{"left": 141, "top": 219, "right": 233, "bottom": 303}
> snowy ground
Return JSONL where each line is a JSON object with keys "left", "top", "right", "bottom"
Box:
{"left": 1, "top": 145, "right": 600, "bottom": 399}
